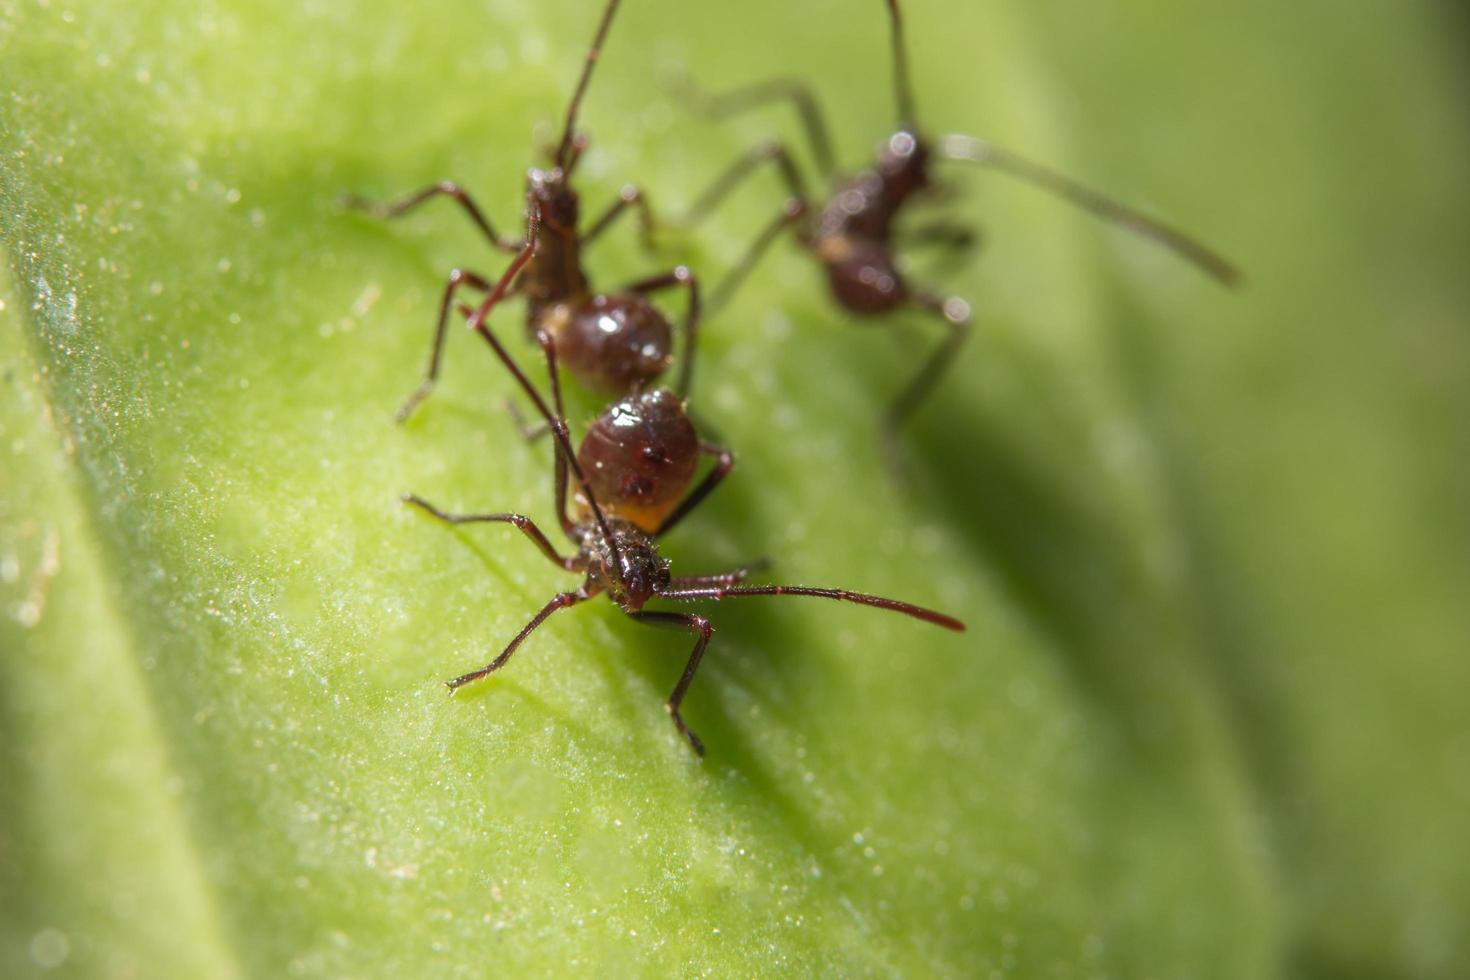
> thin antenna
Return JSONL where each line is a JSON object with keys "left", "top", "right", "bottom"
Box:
{"left": 463, "top": 211, "right": 624, "bottom": 568}
{"left": 939, "top": 134, "right": 1241, "bottom": 286}
{"left": 555, "top": 0, "right": 623, "bottom": 169}
{"left": 885, "top": 0, "right": 919, "bottom": 130}
{"left": 662, "top": 584, "right": 965, "bottom": 631}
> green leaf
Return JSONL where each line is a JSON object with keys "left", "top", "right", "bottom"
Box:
{"left": 3, "top": 0, "right": 1467, "bottom": 976}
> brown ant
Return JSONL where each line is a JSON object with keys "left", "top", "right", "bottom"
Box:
{"left": 678, "top": 0, "right": 1239, "bottom": 461}
{"left": 404, "top": 213, "right": 965, "bottom": 756}
{"left": 345, "top": 0, "right": 702, "bottom": 423}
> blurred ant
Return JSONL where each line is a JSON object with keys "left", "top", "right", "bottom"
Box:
{"left": 405, "top": 213, "right": 965, "bottom": 756}
{"left": 679, "top": 0, "right": 1239, "bottom": 462}
{"left": 346, "top": 0, "right": 701, "bottom": 422}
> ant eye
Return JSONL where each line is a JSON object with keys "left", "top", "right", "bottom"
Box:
{"left": 888, "top": 131, "right": 917, "bottom": 156}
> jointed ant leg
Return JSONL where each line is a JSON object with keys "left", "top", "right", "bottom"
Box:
{"left": 679, "top": 76, "right": 837, "bottom": 180}
{"left": 901, "top": 220, "right": 983, "bottom": 254}
{"left": 680, "top": 141, "right": 811, "bottom": 227}
{"left": 628, "top": 610, "right": 714, "bottom": 756}
{"left": 342, "top": 181, "right": 523, "bottom": 253}
{"left": 504, "top": 399, "right": 552, "bottom": 442}
{"left": 621, "top": 267, "right": 701, "bottom": 398}
{"left": 656, "top": 442, "right": 735, "bottom": 537}
{"left": 708, "top": 197, "right": 809, "bottom": 314}
{"left": 881, "top": 290, "right": 972, "bottom": 467}
{"left": 446, "top": 590, "right": 590, "bottom": 691}
{"left": 401, "top": 493, "right": 576, "bottom": 571}
{"left": 583, "top": 184, "right": 659, "bottom": 250}
{"left": 396, "top": 268, "right": 494, "bottom": 423}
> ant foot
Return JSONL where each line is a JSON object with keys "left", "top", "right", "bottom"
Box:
{"left": 667, "top": 704, "right": 706, "bottom": 757}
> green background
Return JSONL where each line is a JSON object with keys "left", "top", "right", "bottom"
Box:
{"left": 3, "top": 0, "right": 1467, "bottom": 975}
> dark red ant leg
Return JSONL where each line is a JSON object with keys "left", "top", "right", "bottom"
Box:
{"left": 937, "top": 134, "right": 1240, "bottom": 286}
{"left": 401, "top": 493, "right": 577, "bottom": 571}
{"left": 342, "top": 182, "right": 523, "bottom": 253}
{"left": 396, "top": 269, "right": 495, "bottom": 423}
{"left": 529, "top": 328, "right": 581, "bottom": 536}
{"left": 679, "top": 76, "right": 837, "bottom": 180}
{"left": 504, "top": 399, "right": 552, "bottom": 442}
{"left": 655, "top": 442, "right": 735, "bottom": 537}
{"left": 680, "top": 141, "right": 812, "bottom": 226}
{"left": 658, "top": 584, "right": 965, "bottom": 632}
{"left": 446, "top": 590, "right": 591, "bottom": 692}
{"left": 707, "top": 197, "right": 809, "bottom": 314}
{"left": 901, "top": 220, "right": 983, "bottom": 254}
{"left": 582, "top": 184, "right": 659, "bottom": 251}
{"left": 881, "top": 290, "right": 972, "bottom": 466}
{"left": 620, "top": 267, "right": 702, "bottom": 398}
{"left": 627, "top": 610, "right": 713, "bottom": 756}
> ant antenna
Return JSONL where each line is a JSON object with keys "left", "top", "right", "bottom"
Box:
{"left": 662, "top": 584, "right": 965, "bottom": 632}
{"left": 939, "top": 134, "right": 1241, "bottom": 286}
{"left": 555, "top": 0, "right": 623, "bottom": 170}
{"left": 462, "top": 208, "right": 623, "bottom": 567}
{"left": 885, "top": 0, "right": 919, "bottom": 130}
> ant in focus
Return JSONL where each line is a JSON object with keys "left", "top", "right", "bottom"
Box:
{"left": 405, "top": 213, "right": 965, "bottom": 756}
{"left": 678, "top": 0, "right": 1239, "bottom": 463}
{"left": 345, "top": 0, "right": 703, "bottom": 423}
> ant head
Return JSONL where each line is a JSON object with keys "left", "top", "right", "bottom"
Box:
{"left": 576, "top": 389, "right": 699, "bottom": 533}
{"left": 558, "top": 295, "right": 674, "bottom": 396}
{"left": 525, "top": 166, "right": 580, "bottom": 232}
{"left": 874, "top": 130, "right": 932, "bottom": 196}
{"left": 580, "top": 519, "right": 670, "bottom": 611}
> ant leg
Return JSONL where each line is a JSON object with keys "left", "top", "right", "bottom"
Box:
{"left": 881, "top": 291, "right": 973, "bottom": 468}
{"left": 628, "top": 610, "right": 713, "bottom": 756}
{"left": 668, "top": 559, "right": 771, "bottom": 588}
{"left": 620, "top": 267, "right": 702, "bottom": 399}
{"left": 342, "top": 181, "right": 523, "bottom": 253}
{"left": 708, "top": 197, "right": 808, "bottom": 314}
{"left": 937, "top": 134, "right": 1240, "bottom": 286}
{"left": 678, "top": 75, "right": 837, "bottom": 180}
{"left": 401, "top": 493, "right": 576, "bottom": 571}
{"left": 582, "top": 184, "right": 659, "bottom": 251}
{"left": 901, "top": 220, "right": 983, "bottom": 254}
{"left": 680, "top": 140, "right": 811, "bottom": 228}
{"left": 396, "top": 268, "right": 494, "bottom": 423}
{"left": 655, "top": 442, "right": 735, "bottom": 538}
{"left": 446, "top": 590, "right": 590, "bottom": 691}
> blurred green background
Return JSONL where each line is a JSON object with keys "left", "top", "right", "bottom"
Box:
{"left": 3, "top": 0, "right": 1468, "bottom": 976}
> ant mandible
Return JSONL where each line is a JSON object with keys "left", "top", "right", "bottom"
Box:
{"left": 405, "top": 212, "right": 965, "bottom": 756}
{"left": 346, "top": 0, "right": 701, "bottom": 422}
{"left": 678, "top": 0, "right": 1239, "bottom": 462}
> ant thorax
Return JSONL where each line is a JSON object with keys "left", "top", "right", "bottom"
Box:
{"left": 816, "top": 131, "right": 932, "bottom": 244}
{"left": 520, "top": 168, "right": 591, "bottom": 317}
{"left": 572, "top": 517, "right": 671, "bottom": 611}
{"left": 575, "top": 389, "right": 699, "bottom": 532}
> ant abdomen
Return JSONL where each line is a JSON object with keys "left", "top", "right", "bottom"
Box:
{"left": 555, "top": 294, "right": 675, "bottom": 395}
{"left": 576, "top": 388, "right": 699, "bottom": 532}
{"left": 819, "top": 238, "right": 910, "bottom": 315}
